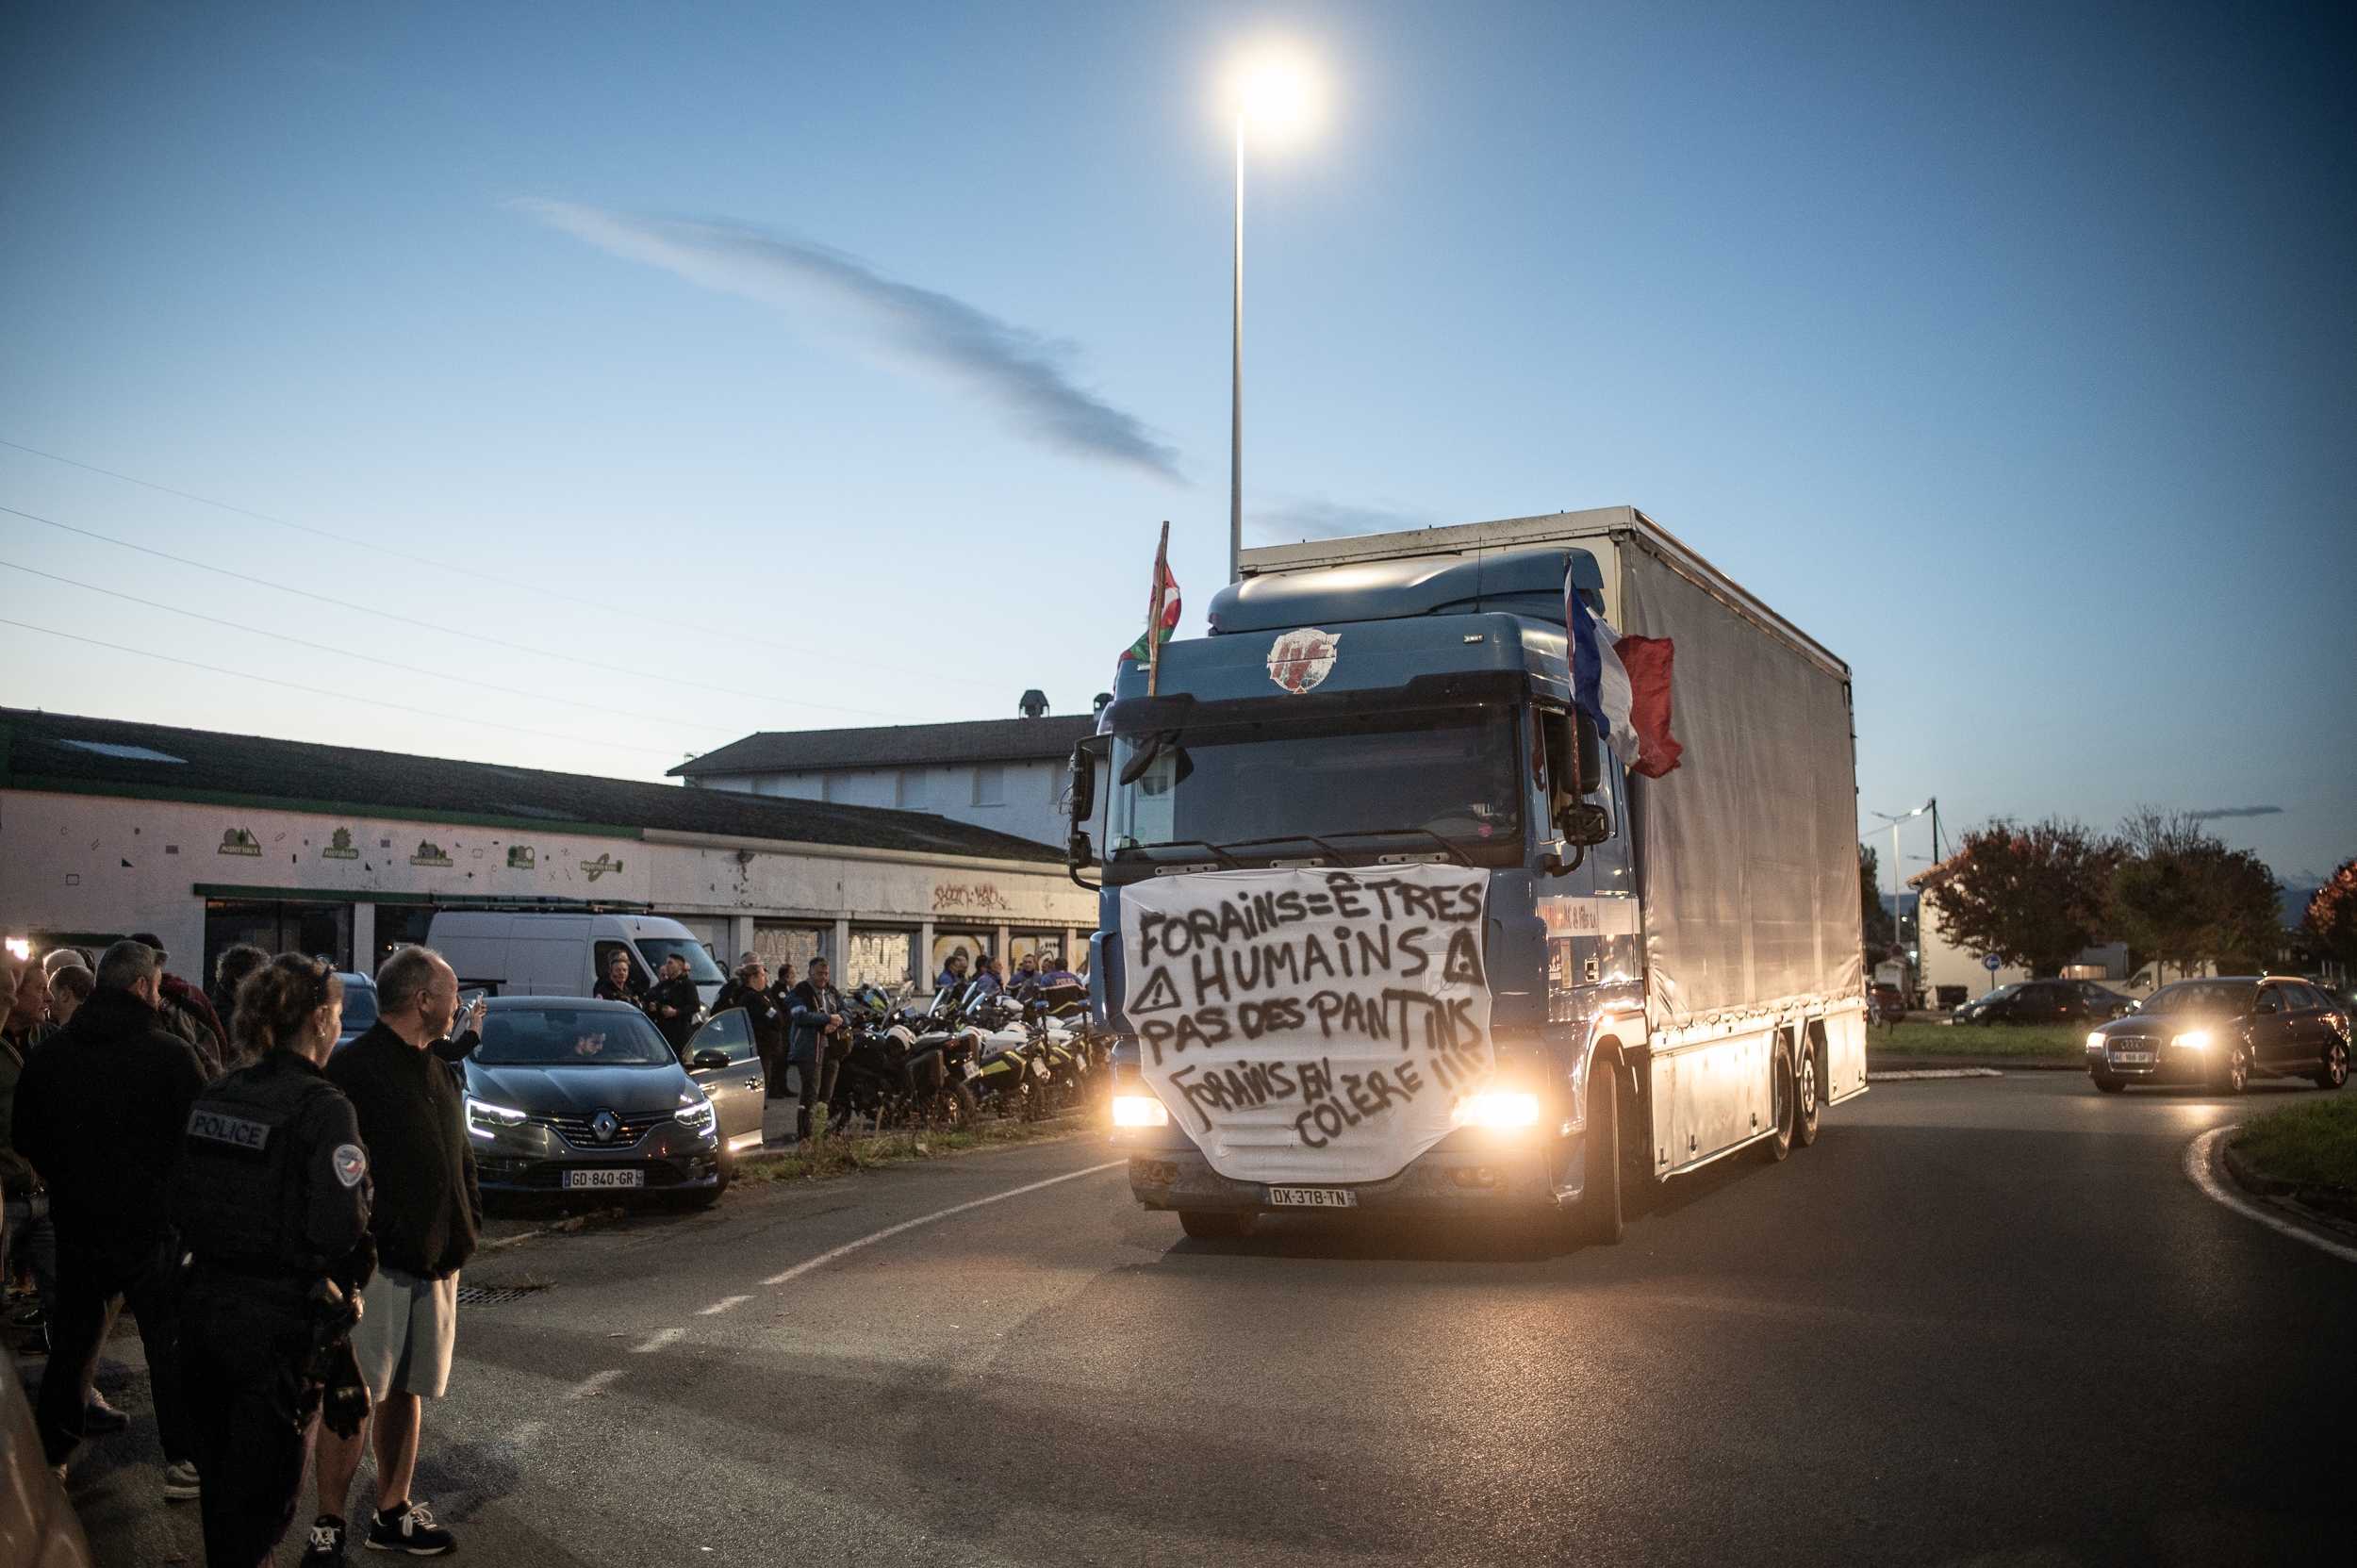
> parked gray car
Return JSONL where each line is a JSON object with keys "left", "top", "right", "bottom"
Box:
{"left": 457, "top": 998, "right": 765, "bottom": 1206}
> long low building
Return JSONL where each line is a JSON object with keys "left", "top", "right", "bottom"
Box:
{"left": 0, "top": 708, "right": 1095, "bottom": 991}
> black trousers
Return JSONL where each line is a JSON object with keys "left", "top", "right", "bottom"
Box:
{"left": 38, "top": 1231, "right": 193, "bottom": 1466}
{"left": 180, "top": 1285, "right": 320, "bottom": 1568}
{"left": 794, "top": 1055, "right": 839, "bottom": 1137}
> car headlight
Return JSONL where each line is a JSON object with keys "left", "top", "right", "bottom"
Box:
{"left": 2170, "top": 1031, "right": 2210, "bottom": 1050}
{"left": 1461, "top": 1092, "right": 1540, "bottom": 1129}
{"left": 1112, "top": 1094, "right": 1169, "bottom": 1128}
{"left": 465, "top": 1097, "right": 528, "bottom": 1140}
{"left": 673, "top": 1095, "right": 716, "bottom": 1133}
{"left": 2085, "top": 1032, "right": 2106, "bottom": 1051}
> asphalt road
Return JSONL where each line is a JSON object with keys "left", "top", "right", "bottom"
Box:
{"left": 58, "top": 1072, "right": 2356, "bottom": 1567}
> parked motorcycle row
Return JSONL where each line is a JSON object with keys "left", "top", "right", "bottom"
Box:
{"left": 808, "top": 971, "right": 1113, "bottom": 1135}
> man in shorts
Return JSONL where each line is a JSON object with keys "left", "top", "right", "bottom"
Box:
{"left": 307, "top": 947, "right": 480, "bottom": 1563}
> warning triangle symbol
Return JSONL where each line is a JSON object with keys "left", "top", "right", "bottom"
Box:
{"left": 1130, "top": 966, "right": 1183, "bottom": 1014}
{"left": 1442, "top": 929, "right": 1486, "bottom": 987}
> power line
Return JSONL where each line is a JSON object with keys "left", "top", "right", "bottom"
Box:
{"left": 0, "top": 501, "right": 925, "bottom": 724}
{"left": 0, "top": 558, "right": 744, "bottom": 738}
{"left": 0, "top": 436, "right": 1006, "bottom": 691}
{"left": 0, "top": 615, "right": 684, "bottom": 759}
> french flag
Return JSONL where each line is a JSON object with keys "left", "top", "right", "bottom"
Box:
{"left": 1566, "top": 570, "right": 1683, "bottom": 779}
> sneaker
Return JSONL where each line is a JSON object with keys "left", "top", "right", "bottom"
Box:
{"left": 84, "top": 1395, "right": 129, "bottom": 1434}
{"left": 301, "top": 1516, "right": 350, "bottom": 1568}
{"left": 367, "top": 1502, "right": 455, "bottom": 1556}
{"left": 161, "top": 1460, "right": 201, "bottom": 1500}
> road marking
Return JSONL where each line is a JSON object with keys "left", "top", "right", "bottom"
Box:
{"left": 761, "top": 1160, "right": 1128, "bottom": 1287}
{"left": 570, "top": 1370, "right": 622, "bottom": 1397}
{"left": 2184, "top": 1125, "right": 2357, "bottom": 1265}
{"left": 632, "top": 1327, "right": 686, "bottom": 1353}
{"left": 1867, "top": 1068, "right": 2004, "bottom": 1081}
{"left": 697, "top": 1295, "right": 752, "bottom": 1316}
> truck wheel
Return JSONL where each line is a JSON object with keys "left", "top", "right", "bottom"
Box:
{"left": 1568, "top": 1060, "right": 1624, "bottom": 1247}
{"left": 1792, "top": 1039, "right": 1821, "bottom": 1148}
{"left": 1763, "top": 1041, "right": 1795, "bottom": 1163}
{"left": 1178, "top": 1210, "right": 1257, "bottom": 1243}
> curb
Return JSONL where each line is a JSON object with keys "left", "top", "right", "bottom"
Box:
{"left": 2184, "top": 1126, "right": 2357, "bottom": 1264}
{"left": 1867, "top": 1068, "right": 2004, "bottom": 1082}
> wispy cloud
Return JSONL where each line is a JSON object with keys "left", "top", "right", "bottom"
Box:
{"left": 1248, "top": 497, "right": 1445, "bottom": 543}
{"left": 2186, "top": 804, "right": 2283, "bottom": 820}
{"left": 515, "top": 199, "right": 1183, "bottom": 484}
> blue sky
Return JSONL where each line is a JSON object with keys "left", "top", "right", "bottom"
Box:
{"left": 3, "top": 2, "right": 2349, "bottom": 890}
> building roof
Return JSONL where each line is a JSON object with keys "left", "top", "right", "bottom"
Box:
{"left": 0, "top": 708, "right": 1063, "bottom": 865}
{"left": 670, "top": 714, "right": 1096, "bottom": 779}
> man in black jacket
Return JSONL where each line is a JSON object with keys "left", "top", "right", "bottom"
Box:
{"left": 313, "top": 946, "right": 479, "bottom": 1559}
{"left": 645, "top": 952, "right": 702, "bottom": 1059}
{"left": 12, "top": 939, "right": 209, "bottom": 1493}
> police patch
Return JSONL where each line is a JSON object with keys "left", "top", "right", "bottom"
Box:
{"left": 333, "top": 1144, "right": 368, "bottom": 1188}
{"left": 187, "top": 1107, "right": 271, "bottom": 1151}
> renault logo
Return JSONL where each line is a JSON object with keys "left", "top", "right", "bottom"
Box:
{"left": 590, "top": 1110, "right": 620, "bottom": 1144}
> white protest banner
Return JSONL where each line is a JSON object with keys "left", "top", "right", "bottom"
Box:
{"left": 1119, "top": 864, "right": 1495, "bottom": 1184}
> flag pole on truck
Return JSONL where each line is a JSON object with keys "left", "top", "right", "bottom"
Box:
{"left": 1118, "top": 521, "right": 1178, "bottom": 698}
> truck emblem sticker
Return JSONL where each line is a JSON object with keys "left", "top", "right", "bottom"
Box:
{"left": 1266, "top": 628, "right": 1340, "bottom": 694}
{"left": 322, "top": 827, "right": 359, "bottom": 861}
{"left": 1117, "top": 865, "right": 1494, "bottom": 1185}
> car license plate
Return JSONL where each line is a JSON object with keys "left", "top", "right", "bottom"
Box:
{"left": 1266, "top": 1186, "right": 1357, "bottom": 1209}
{"left": 562, "top": 1168, "right": 643, "bottom": 1190}
{"left": 2111, "top": 1050, "right": 2155, "bottom": 1065}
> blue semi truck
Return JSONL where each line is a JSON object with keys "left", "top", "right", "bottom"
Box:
{"left": 1070, "top": 506, "right": 1867, "bottom": 1242}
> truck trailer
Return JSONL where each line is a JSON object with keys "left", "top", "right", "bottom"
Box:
{"left": 1072, "top": 505, "right": 1866, "bottom": 1241}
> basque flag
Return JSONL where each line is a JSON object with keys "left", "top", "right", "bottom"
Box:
{"left": 1566, "top": 569, "right": 1684, "bottom": 779}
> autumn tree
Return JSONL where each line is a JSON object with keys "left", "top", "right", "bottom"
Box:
{"left": 2301, "top": 859, "right": 2357, "bottom": 972}
{"left": 2108, "top": 809, "right": 2283, "bottom": 978}
{"left": 1920, "top": 818, "right": 2118, "bottom": 978}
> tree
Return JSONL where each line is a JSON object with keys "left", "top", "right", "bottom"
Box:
{"left": 1859, "top": 844, "right": 1896, "bottom": 970}
{"left": 1920, "top": 818, "right": 2118, "bottom": 978}
{"left": 2302, "top": 859, "right": 2357, "bottom": 972}
{"left": 2108, "top": 808, "right": 2283, "bottom": 979}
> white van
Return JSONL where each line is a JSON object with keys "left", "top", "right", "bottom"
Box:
{"left": 423, "top": 911, "right": 726, "bottom": 1010}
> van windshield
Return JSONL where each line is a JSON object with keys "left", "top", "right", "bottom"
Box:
{"left": 634, "top": 938, "right": 726, "bottom": 983}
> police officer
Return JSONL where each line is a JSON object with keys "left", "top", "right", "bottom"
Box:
{"left": 173, "top": 953, "right": 377, "bottom": 1568}
{"left": 645, "top": 952, "right": 702, "bottom": 1058}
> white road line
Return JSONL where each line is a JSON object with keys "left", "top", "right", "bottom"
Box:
{"left": 2184, "top": 1125, "right": 2357, "bottom": 1265}
{"left": 632, "top": 1327, "right": 687, "bottom": 1353}
{"left": 697, "top": 1295, "right": 751, "bottom": 1316}
{"left": 570, "top": 1369, "right": 623, "bottom": 1397}
{"left": 761, "top": 1160, "right": 1129, "bottom": 1287}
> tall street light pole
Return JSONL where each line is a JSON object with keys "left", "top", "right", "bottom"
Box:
{"left": 1230, "top": 107, "right": 1244, "bottom": 586}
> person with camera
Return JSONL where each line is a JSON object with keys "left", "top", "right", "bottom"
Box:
{"left": 174, "top": 954, "right": 376, "bottom": 1568}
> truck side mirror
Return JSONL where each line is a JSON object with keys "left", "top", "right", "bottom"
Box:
{"left": 1067, "top": 743, "right": 1096, "bottom": 824}
{"left": 1540, "top": 709, "right": 1612, "bottom": 850}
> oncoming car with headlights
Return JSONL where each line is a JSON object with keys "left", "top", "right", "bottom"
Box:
{"left": 2085, "top": 977, "right": 2352, "bottom": 1095}
{"left": 457, "top": 997, "right": 751, "bottom": 1205}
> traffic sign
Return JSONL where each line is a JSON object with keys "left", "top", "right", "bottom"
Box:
{"left": 1983, "top": 953, "right": 2002, "bottom": 972}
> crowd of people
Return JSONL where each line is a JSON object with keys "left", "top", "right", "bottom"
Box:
{"left": 2, "top": 937, "right": 481, "bottom": 1567}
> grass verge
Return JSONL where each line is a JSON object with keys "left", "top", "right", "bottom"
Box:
{"left": 2233, "top": 1095, "right": 2357, "bottom": 1190}
{"left": 1869, "top": 1022, "right": 2087, "bottom": 1058}
{"left": 733, "top": 1114, "right": 1100, "bottom": 1186}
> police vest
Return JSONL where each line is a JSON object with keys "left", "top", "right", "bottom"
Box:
{"left": 176, "top": 1061, "right": 346, "bottom": 1279}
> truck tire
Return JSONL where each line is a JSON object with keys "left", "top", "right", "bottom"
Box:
{"left": 1178, "top": 1210, "right": 1258, "bottom": 1243}
{"left": 1792, "top": 1037, "right": 1821, "bottom": 1147}
{"left": 1568, "top": 1060, "right": 1624, "bottom": 1247}
{"left": 1762, "top": 1041, "right": 1795, "bottom": 1163}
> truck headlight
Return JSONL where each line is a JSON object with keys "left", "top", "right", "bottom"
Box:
{"left": 465, "top": 1097, "right": 527, "bottom": 1139}
{"left": 2170, "top": 1031, "right": 2210, "bottom": 1050}
{"left": 1462, "top": 1092, "right": 1540, "bottom": 1129}
{"left": 1113, "top": 1095, "right": 1169, "bottom": 1127}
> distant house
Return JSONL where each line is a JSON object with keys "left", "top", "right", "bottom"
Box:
{"left": 669, "top": 712, "right": 1098, "bottom": 851}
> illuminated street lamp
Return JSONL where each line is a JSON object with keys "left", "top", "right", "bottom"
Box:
{"left": 1227, "top": 50, "right": 1318, "bottom": 585}
{"left": 1871, "top": 801, "right": 1935, "bottom": 963}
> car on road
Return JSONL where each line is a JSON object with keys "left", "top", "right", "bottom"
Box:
{"left": 2085, "top": 976, "right": 2352, "bottom": 1093}
{"left": 455, "top": 997, "right": 766, "bottom": 1205}
{"left": 1953, "top": 979, "right": 2135, "bottom": 1026}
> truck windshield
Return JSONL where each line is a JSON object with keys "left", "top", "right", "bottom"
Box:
{"left": 1108, "top": 703, "right": 1522, "bottom": 860}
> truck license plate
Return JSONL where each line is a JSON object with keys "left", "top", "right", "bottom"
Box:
{"left": 2111, "top": 1050, "right": 2154, "bottom": 1065}
{"left": 1267, "top": 1186, "right": 1357, "bottom": 1209}
{"left": 563, "top": 1168, "right": 643, "bottom": 1190}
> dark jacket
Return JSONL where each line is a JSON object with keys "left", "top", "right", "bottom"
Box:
{"left": 0, "top": 1028, "right": 45, "bottom": 1197}
{"left": 324, "top": 1022, "right": 481, "bottom": 1280}
{"left": 714, "top": 982, "right": 788, "bottom": 1057}
{"left": 645, "top": 976, "right": 701, "bottom": 1054}
{"left": 10, "top": 988, "right": 208, "bottom": 1246}
{"left": 593, "top": 975, "right": 645, "bottom": 1009}
{"left": 157, "top": 973, "right": 226, "bottom": 1076}
{"left": 787, "top": 981, "right": 846, "bottom": 1065}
